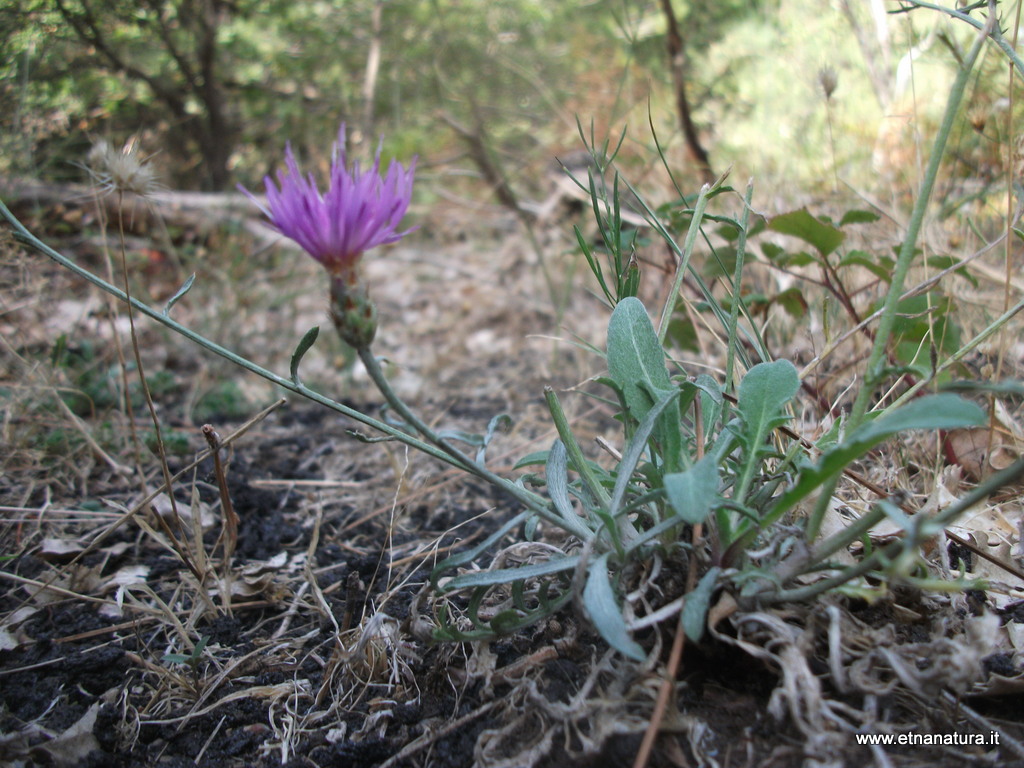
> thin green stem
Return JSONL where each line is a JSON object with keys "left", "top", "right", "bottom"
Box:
{"left": 355, "top": 346, "right": 478, "bottom": 468}
{"left": 848, "top": 11, "right": 994, "bottom": 429}
{"left": 900, "top": 0, "right": 1024, "bottom": 78}
{"left": 724, "top": 182, "right": 754, "bottom": 395}
{"left": 761, "top": 453, "right": 1024, "bottom": 605}
{"left": 0, "top": 201, "right": 506, "bottom": 485}
{"left": 806, "top": 14, "right": 993, "bottom": 542}
{"left": 355, "top": 346, "right": 559, "bottom": 521}
{"left": 807, "top": 505, "right": 887, "bottom": 567}
{"left": 889, "top": 296, "right": 1024, "bottom": 408}
{"left": 3, "top": 198, "right": 566, "bottom": 529}
{"left": 825, "top": 98, "right": 839, "bottom": 193}
{"left": 656, "top": 182, "right": 712, "bottom": 345}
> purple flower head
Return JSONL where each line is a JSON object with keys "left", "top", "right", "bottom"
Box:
{"left": 242, "top": 124, "right": 416, "bottom": 275}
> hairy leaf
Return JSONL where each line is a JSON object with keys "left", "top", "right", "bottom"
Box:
{"left": 441, "top": 555, "right": 579, "bottom": 591}
{"left": 607, "top": 297, "right": 673, "bottom": 417}
{"left": 664, "top": 455, "right": 720, "bottom": 525}
{"left": 607, "top": 297, "right": 682, "bottom": 469}
{"left": 682, "top": 567, "right": 720, "bottom": 642}
{"left": 737, "top": 360, "right": 800, "bottom": 453}
{"left": 289, "top": 326, "right": 320, "bottom": 385}
{"left": 546, "top": 440, "right": 595, "bottom": 540}
{"left": 584, "top": 553, "right": 645, "bottom": 660}
{"left": 431, "top": 511, "right": 531, "bottom": 588}
{"left": 477, "top": 413, "right": 513, "bottom": 464}
{"left": 163, "top": 272, "right": 196, "bottom": 316}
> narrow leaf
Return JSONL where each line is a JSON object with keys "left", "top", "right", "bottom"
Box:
{"left": 545, "top": 387, "right": 612, "bottom": 508}
{"left": 694, "top": 373, "right": 723, "bottom": 439}
{"left": 432, "top": 511, "right": 531, "bottom": 588}
{"left": 942, "top": 379, "right": 1024, "bottom": 396}
{"left": 682, "top": 567, "right": 720, "bottom": 642}
{"left": 345, "top": 430, "right": 394, "bottom": 444}
{"left": 608, "top": 387, "right": 681, "bottom": 520}
{"left": 163, "top": 272, "right": 196, "bottom": 316}
{"left": 546, "top": 440, "right": 595, "bottom": 540}
{"left": 437, "top": 429, "right": 484, "bottom": 445}
{"left": 584, "top": 553, "right": 645, "bottom": 661}
{"left": 443, "top": 555, "right": 579, "bottom": 591}
{"left": 477, "top": 413, "right": 513, "bottom": 464}
{"left": 770, "top": 394, "right": 985, "bottom": 519}
{"left": 289, "top": 326, "right": 320, "bottom": 385}
{"left": 513, "top": 450, "right": 550, "bottom": 469}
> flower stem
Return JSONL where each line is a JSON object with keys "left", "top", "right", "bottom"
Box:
{"left": 1, "top": 198, "right": 563, "bottom": 529}
{"left": 804, "top": 12, "right": 995, "bottom": 543}
{"left": 848, "top": 11, "right": 993, "bottom": 429}
{"left": 355, "top": 346, "right": 557, "bottom": 520}
{"left": 656, "top": 181, "right": 712, "bottom": 346}
{"left": 0, "top": 200, "right": 491, "bottom": 478}
{"left": 760, "top": 454, "right": 1024, "bottom": 605}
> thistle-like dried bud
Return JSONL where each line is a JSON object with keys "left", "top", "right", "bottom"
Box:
{"left": 968, "top": 107, "right": 987, "bottom": 133}
{"left": 84, "top": 138, "right": 160, "bottom": 197}
{"left": 819, "top": 66, "right": 839, "bottom": 100}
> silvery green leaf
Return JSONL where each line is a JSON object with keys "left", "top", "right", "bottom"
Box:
{"left": 163, "top": 272, "right": 195, "bottom": 316}
{"left": 546, "top": 440, "right": 595, "bottom": 540}
{"left": 768, "top": 393, "right": 986, "bottom": 521}
{"left": 584, "top": 553, "right": 645, "bottom": 661}
{"left": 682, "top": 567, "right": 720, "bottom": 642}
{"left": 664, "top": 455, "right": 720, "bottom": 525}
{"left": 607, "top": 297, "right": 673, "bottom": 420}
{"left": 736, "top": 360, "right": 800, "bottom": 451}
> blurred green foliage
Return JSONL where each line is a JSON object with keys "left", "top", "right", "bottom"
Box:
{"left": 1, "top": 0, "right": 1018, "bottom": 197}
{"left": 1, "top": 0, "right": 622, "bottom": 189}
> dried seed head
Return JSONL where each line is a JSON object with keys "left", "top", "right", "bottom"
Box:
{"left": 968, "top": 107, "right": 987, "bottom": 133}
{"left": 819, "top": 66, "right": 838, "bottom": 100}
{"left": 85, "top": 138, "right": 160, "bottom": 198}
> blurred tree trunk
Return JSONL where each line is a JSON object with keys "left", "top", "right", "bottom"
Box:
{"left": 840, "top": 0, "right": 893, "bottom": 110}
{"left": 361, "top": 0, "right": 384, "bottom": 141}
{"left": 440, "top": 109, "right": 523, "bottom": 215}
{"left": 658, "top": 0, "right": 714, "bottom": 184}
{"left": 51, "top": 0, "right": 237, "bottom": 191}
{"left": 193, "top": 0, "right": 233, "bottom": 191}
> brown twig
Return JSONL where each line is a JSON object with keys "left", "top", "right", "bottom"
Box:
{"left": 203, "top": 424, "right": 238, "bottom": 613}
{"left": 634, "top": 390, "right": 708, "bottom": 768}
{"left": 7, "top": 400, "right": 286, "bottom": 616}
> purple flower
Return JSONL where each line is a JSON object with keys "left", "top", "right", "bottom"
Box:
{"left": 242, "top": 124, "right": 416, "bottom": 276}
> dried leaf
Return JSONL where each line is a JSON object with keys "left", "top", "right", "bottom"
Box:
{"left": 35, "top": 702, "right": 100, "bottom": 768}
{"left": 38, "top": 537, "right": 84, "bottom": 562}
